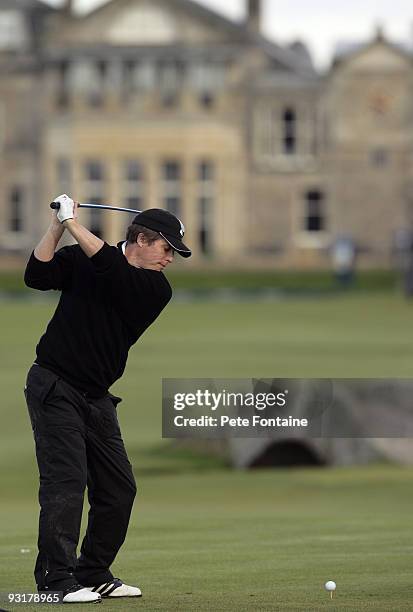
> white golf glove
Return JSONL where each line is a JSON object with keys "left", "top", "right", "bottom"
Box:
{"left": 54, "top": 194, "right": 75, "bottom": 224}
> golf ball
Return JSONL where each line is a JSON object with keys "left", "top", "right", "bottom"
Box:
{"left": 325, "top": 580, "right": 336, "bottom": 592}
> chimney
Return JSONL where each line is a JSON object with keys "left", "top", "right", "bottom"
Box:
{"left": 62, "top": 0, "right": 75, "bottom": 15}
{"left": 374, "top": 22, "right": 385, "bottom": 42}
{"left": 246, "top": 0, "right": 261, "bottom": 33}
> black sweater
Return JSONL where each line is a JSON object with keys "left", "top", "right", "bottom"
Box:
{"left": 24, "top": 242, "right": 172, "bottom": 397}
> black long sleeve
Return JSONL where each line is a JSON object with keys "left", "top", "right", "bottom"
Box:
{"left": 26, "top": 243, "right": 172, "bottom": 397}
{"left": 24, "top": 246, "right": 74, "bottom": 291}
{"left": 90, "top": 243, "right": 171, "bottom": 333}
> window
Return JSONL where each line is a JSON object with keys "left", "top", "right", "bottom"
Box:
{"left": 124, "top": 60, "right": 136, "bottom": 76}
{"left": 70, "top": 60, "right": 107, "bottom": 107}
{"left": 9, "top": 186, "right": 23, "bottom": 233}
{"left": 136, "top": 61, "right": 155, "bottom": 90}
{"left": 370, "top": 148, "right": 389, "bottom": 167}
{"left": 162, "top": 160, "right": 181, "bottom": 216}
{"left": 85, "top": 160, "right": 104, "bottom": 182}
{"left": 283, "top": 107, "right": 297, "bottom": 155}
{"left": 158, "top": 60, "right": 184, "bottom": 107}
{"left": 0, "top": 11, "right": 28, "bottom": 50}
{"left": 122, "top": 60, "right": 136, "bottom": 100}
{"left": 56, "top": 158, "right": 71, "bottom": 194}
{"left": 189, "top": 62, "right": 225, "bottom": 109}
{"left": 197, "top": 160, "right": 214, "bottom": 255}
{"left": 83, "top": 160, "right": 106, "bottom": 237}
{"left": 88, "top": 60, "right": 107, "bottom": 107}
{"left": 163, "top": 161, "right": 180, "bottom": 181}
{"left": 199, "top": 92, "right": 215, "bottom": 109}
{"left": 190, "top": 62, "right": 225, "bottom": 91}
{"left": 89, "top": 204, "right": 104, "bottom": 239}
{"left": 123, "top": 160, "right": 144, "bottom": 210}
{"left": 165, "top": 197, "right": 180, "bottom": 216}
{"left": 161, "top": 91, "right": 179, "bottom": 108}
{"left": 198, "top": 161, "right": 214, "bottom": 182}
{"left": 125, "top": 160, "right": 142, "bottom": 182}
{"left": 123, "top": 61, "right": 156, "bottom": 101}
{"left": 199, "top": 197, "right": 212, "bottom": 254}
{"left": 56, "top": 60, "right": 70, "bottom": 108}
{"left": 305, "top": 190, "right": 324, "bottom": 232}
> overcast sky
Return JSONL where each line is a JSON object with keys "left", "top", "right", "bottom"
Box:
{"left": 45, "top": 0, "right": 413, "bottom": 69}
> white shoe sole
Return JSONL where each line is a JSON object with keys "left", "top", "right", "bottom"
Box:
{"left": 63, "top": 587, "right": 102, "bottom": 604}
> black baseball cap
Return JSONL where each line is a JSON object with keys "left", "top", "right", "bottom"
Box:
{"left": 132, "top": 208, "right": 191, "bottom": 258}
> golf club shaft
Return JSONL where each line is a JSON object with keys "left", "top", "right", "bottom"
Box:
{"left": 50, "top": 202, "right": 142, "bottom": 214}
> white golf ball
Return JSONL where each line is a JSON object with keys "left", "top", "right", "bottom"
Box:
{"left": 325, "top": 580, "right": 336, "bottom": 592}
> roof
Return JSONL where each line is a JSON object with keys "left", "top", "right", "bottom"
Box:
{"left": 253, "top": 33, "right": 317, "bottom": 76}
{"left": 253, "top": 71, "right": 320, "bottom": 90}
{"left": 80, "top": 0, "right": 316, "bottom": 77}
{"left": 0, "top": 0, "right": 56, "bottom": 10}
{"left": 332, "top": 29, "right": 413, "bottom": 66}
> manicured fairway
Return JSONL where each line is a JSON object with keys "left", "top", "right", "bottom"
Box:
{"left": 2, "top": 467, "right": 413, "bottom": 611}
{"left": 2, "top": 293, "right": 413, "bottom": 476}
{"left": 1, "top": 294, "right": 413, "bottom": 610}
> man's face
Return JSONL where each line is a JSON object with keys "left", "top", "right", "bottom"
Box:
{"left": 139, "top": 236, "right": 175, "bottom": 271}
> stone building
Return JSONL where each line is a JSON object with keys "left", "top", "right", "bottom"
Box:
{"left": 0, "top": 0, "right": 412, "bottom": 268}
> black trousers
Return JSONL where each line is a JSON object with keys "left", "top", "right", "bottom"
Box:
{"left": 24, "top": 364, "right": 137, "bottom": 591}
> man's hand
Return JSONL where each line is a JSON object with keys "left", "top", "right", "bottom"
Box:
{"left": 54, "top": 194, "right": 75, "bottom": 224}
{"left": 63, "top": 201, "right": 79, "bottom": 227}
{"left": 62, "top": 203, "right": 104, "bottom": 258}
{"left": 33, "top": 195, "right": 72, "bottom": 261}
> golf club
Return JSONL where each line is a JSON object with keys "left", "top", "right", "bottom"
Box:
{"left": 50, "top": 202, "right": 142, "bottom": 214}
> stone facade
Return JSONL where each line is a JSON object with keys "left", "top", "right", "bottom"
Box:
{"left": 0, "top": 0, "right": 411, "bottom": 268}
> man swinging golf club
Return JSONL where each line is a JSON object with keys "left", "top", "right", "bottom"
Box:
{"left": 24, "top": 194, "right": 191, "bottom": 604}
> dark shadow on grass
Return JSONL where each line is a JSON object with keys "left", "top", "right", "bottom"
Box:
{"left": 250, "top": 440, "right": 326, "bottom": 468}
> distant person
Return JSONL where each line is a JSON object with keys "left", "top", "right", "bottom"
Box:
{"left": 392, "top": 228, "right": 413, "bottom": 298}
{"left": 332, "top": 236, "right": 356, "bottom": 288}
{"left": 24, "top": 195, "right": 191, "bottom": 603}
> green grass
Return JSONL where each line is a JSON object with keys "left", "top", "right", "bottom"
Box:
{"left": 0, "top": 268, "right": 401, "bottom": 293}
{"left": 1, "top": 293, "right": 413, "bottom": 610}
{"left": 2, "top": 467, "right": 413, "bottom": 611}
{"left": 167, "top": 268, "right": 399, "bottom": 293}
{"left": 2, "top": 293, "right": 413, "bottom": 484}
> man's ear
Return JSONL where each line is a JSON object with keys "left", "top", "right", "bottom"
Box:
{"left": 136, "top": 233, "right": 146, "bottom": 248}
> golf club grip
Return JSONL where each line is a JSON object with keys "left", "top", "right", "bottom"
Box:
{"left": 50, "top": 202, "right": 60, "bottom": 210}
